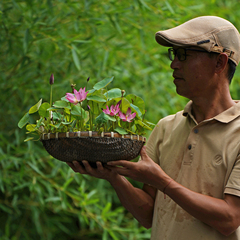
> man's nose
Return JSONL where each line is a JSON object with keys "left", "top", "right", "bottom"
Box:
{"left": 170, "top": 56, "right": 181, "bottom": 69}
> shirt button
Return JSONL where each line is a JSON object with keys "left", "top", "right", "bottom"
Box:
{"left": 188, "top": 144, "right": 192, "bottom": 150}
{"left": 194, "top": 129, "right": 198, "bottom": 133}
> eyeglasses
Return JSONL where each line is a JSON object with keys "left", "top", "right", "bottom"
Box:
{"left": 168, "top": 47, "right": 208, "bottom": 61}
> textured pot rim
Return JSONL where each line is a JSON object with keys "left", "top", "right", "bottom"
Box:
{"left": 41, "top": 131, "right": 146, "bottom": 142}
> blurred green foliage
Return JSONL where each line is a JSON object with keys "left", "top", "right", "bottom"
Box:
{"left": 1, "top": 0, "right": 240, "bottom": 239}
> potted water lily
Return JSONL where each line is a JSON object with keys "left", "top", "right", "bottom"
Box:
{"left": 18, "top": 75, "right": 154, "bottom": 164}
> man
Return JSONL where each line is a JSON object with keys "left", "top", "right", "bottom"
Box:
{"left": 67, "top": 16, "right": 240, "bottom": 239}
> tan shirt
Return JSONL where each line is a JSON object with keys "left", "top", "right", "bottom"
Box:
{"left": 147, "top": 101, "right": 240, "bottom": 240}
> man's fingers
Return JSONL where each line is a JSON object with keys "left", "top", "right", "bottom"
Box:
{"left": 82, "top": 161, "right": 106, "bottom": 175}
{"left": 96, "top": 161, "right": 104, "bottom": 171}
{"left": 70, "top": 161, "right": 88, "bottom": 174}
{"left": 107, "top": 160, "right": 134, "bottom": 168}
{"left": 66, "top": 161, "right": 75, "bottom": 169}
{"left": 82, "top": 160, "right": 94, "bottom": 172}
{"left": 107, "top": 165, "right": 131, "bottom": 177}
{"left": 140, "top": 145, "right": 148, "bottom": 159}
{"left": 67, "top": 161, "right": 79, "bottom": 172}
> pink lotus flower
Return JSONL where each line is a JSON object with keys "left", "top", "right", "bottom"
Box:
{"left": 65, "top": 87, "right": 88, "bottom": 105}
{"left": 118, "top": 108, "right": 136, "bottom": 122}
{"left": 103, "top": 102, "right": 120, "bottom": 116}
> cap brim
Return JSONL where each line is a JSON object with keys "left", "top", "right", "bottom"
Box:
{"left": 155, "top": 32, "right": 186, "bottom": 47}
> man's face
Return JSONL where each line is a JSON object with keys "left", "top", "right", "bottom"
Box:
{"left": 169, "top": 46, "right": 218, "bottom": 100}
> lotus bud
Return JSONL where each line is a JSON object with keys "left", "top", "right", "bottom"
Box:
{"left": 71, "top": 84, "right": 76, "bottom": 93}
{"left": 49, "top": 74, "right": 54, "bottom": 85}
{"left": 87, "top": 77, "right": 90, "bottom": 82}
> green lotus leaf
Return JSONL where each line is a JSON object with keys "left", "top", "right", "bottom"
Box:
{"left": 130, "top": 103, "right": 142, "bottom": 117}
{"left": 29, "top": 99, "right": 42, "bottom": 114}
{"left": 39, "top": 102, "right": 50, "bottom": 118}
{"left": 61, "top": 96, "right": 69, "bottom": 102}
{"left": 113, "top": 97, "right": 130, "bottom": 113}
{"left": 53, "top": 100, "right": 69, "bottom": 108}
{"left": 52, "top": 112, "right": 63, "bottom": 120}
{"left": 93, "top": 77, "right": 114, "bottom": 90}
{"left": 126, "top": 94, "right": 145, "bottom": 114}
{"left": 95, "top": 112, "right": 109, "bottom": 124}
{"left": 71, "top": 105, "right": 87, "bottom": 117}
{"left": 26, "top": 124, "right": 37, "bottom": 132}
{"left": 105, "top": 115, "right": 116, "bottom": 122}
{"left": 18, "top": 112, "right": 30, "bottom": 128}
{"left": 104, "top": 88, "right": 122, "bottom": 99}
{"left": 114, "top": 126, "right": 128, "bottom": 135}
{"left": 87, "top": 95, "right": 106, "bottom": 103}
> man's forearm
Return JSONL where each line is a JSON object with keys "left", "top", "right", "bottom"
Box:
{"left": 109, "top": 175, "right": 155, "bottom": 229}
{"left": 165, "top": 181, "right": 240, "bottom": 236}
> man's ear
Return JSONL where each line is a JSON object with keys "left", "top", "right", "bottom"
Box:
{"left": 215, "top": 53, "right": 229, "bottom": 74}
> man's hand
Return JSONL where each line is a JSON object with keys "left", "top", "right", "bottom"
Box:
{"left": 67, "top": 160, "right": 119, "bottom": 182}
{"left": 65, "top": 148, "right": 160, "bottom": 229}
{"left": 107, "top": 146, "right": 171, "bottom": 191}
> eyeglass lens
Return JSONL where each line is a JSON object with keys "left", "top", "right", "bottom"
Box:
{"left": 168, "top": 48, "right": 186, "bottom": 61}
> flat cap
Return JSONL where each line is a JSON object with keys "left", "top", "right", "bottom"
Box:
{"left": 155, "top": 16, "right": 240, "bottom": 65}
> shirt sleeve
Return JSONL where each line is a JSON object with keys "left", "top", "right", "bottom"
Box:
{"left": 145, "top": 119, "right": 164, "bottom": 165}
{"left": 224, "top": 154, "right": 240, "bottom": 197}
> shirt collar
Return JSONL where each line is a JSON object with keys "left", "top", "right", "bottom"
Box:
{"left": 183, "top": 100, "right": 240, "bottom": 123}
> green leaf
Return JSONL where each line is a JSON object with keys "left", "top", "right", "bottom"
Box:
{"left": 106, "top": 115, "right": 116, "bottom": 122}
{"left": 61, "top": 96, "right": 69, "bottom": 102}
{"left": 23, "top": 28, "right": 32, "bottom": 53}
{"left": 26, "top": 124, "right": 36, "bottom": 132}
{"left": 0, "top": 204, "right": 13, "bottom": 214}
{"left": 165, "top": 0, "right": 175, "bottom": 14}
{"left": 126, "top": 94, "right": 145, "bottom": 114}
{"left": 71, "top": 105, "right": 88, "bottom": 119}
{"left": 145, "top": 120, "right": 156, "bottom": 127}
{"left": 36, "top": 117, "right": 44, "bottom": 128}
{"left": 136, "top": 120, "right": 152, "bottom": 130}
{"left": 61, "top": 122, "right": 72, "bottom": 125}
{"left": 45, "top": 197, "right": 61, "bottom": 203}
{"left": 138, "top": 0, "right": 152, "bottom": 10}
{"left": 95, "top": 112, "right": 109, "bottom": 125}
{"left": 63, "top": 178, "right": 74, "bottom": 190}
{"left": 24, "top": 137, "right": 34, "bottom": 142}
{"left": 102, "top": 202, "right": 111, "bottom": 216}
{"left": 108, "top": 230, "right": 118, "bottom": 240}
{"left": 47, "top": 107, "right": 59, "bottom": 111}
{"left": 87, "top": 95, "right": 106, "bottom": 103}
{"left": 53, "top": 100, "right": 69, "bottom": 108}
{"left": 64, "top": 108, "right": 71, "bottom": 114}
{"left": 18, "top": 112, "right": 30, "bottom": 128}
{"left": 29, "top": 99, "right": 42, "bottom": 114}
{"left": 27, "top": 162, "right": 45, "bottom": 176}
{"left": 88, "top": 101, "right": 105, "bottom": 115}
{"left": 50, "top": 122, "right": 62, "bottom": 129}
{"left": 87, "top": 89, "right": 96, "bottom": 94}
{"left": 38, "top": 102, "right": 50, "bottom": 118}
{"left": 114, "top": 126, "right": 128, "bottom": 135}
{"left": 72, "top": 46, "right": 81, "bottom": 70}
{"left": 115, "top": 97, "right": 131, "bottom": 113}
{"left": 52, "top": 112, "right": 63, "bottom": 120}
{"left": 104, "top": 88, "right": 122, "bottom": 99}
{"left": 130, "top": 103, "right": 142, "bottom": 117}
{"left": 93, "top": 77, "right": 114, "bottom": 90}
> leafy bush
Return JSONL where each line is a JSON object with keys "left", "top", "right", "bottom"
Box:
{"left": 1, "top": 0, "right": 240, "bottom": 239}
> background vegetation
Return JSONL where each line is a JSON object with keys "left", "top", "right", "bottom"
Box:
{"left": 1, "top": 0, "right": 240, "bottom": 239}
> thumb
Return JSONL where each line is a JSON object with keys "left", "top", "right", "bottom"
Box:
{"left": 140, "top": 145, "right": 149, "bottom": 160}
